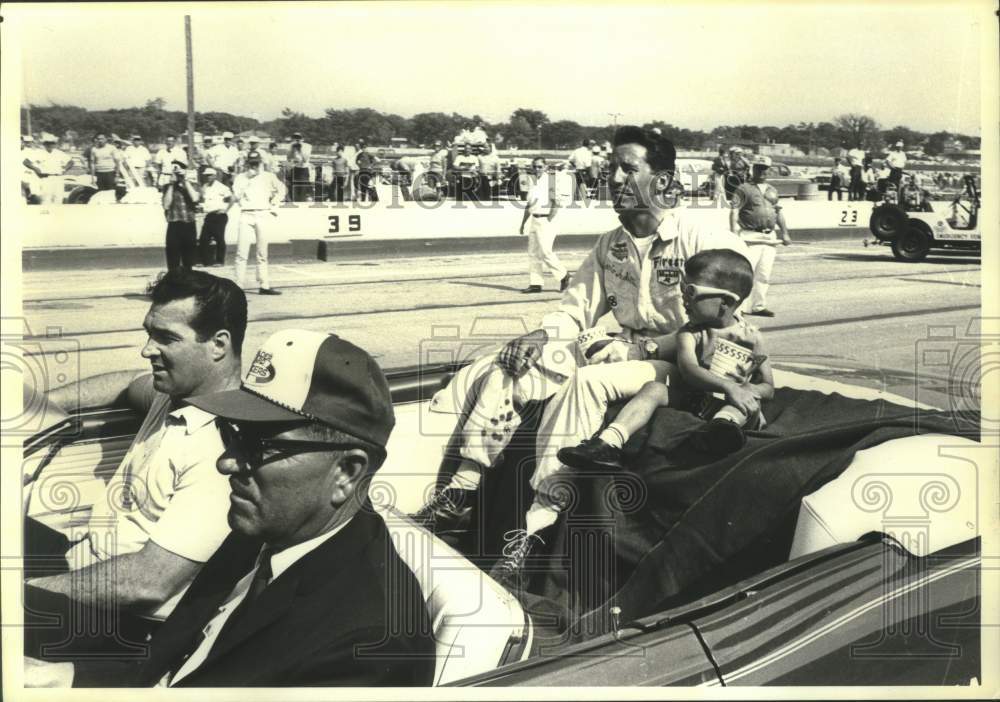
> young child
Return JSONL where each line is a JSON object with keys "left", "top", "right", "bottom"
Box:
{"left": 559, "top": 248, "right": 774, "bottom": 468}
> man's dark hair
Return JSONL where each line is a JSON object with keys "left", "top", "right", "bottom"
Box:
{"left": 150, "top": 270, "right": 248, "bottom": 355}
{"left": 612, "top": 126, "right": 677, "bottom": 174}
{"left": 685, "top": 249, "right": 754, "bottom": 302}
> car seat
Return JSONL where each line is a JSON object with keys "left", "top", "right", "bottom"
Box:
{"left": 788, "top": 433, "right": 980, "bottom": 559}
{"left": 376, "top": 505, "right": 533, "bottom": 685}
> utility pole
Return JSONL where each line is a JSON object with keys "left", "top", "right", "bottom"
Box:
{"left": 24, "top": 104, "right": 32, "bottom": 137}
{"left": 185, "top": 16, "right": 196, "bottom": 155}
{"left": 608, "top": 112, "right": 623, "bottom": 128}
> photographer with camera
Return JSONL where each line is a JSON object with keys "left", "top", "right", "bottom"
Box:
{"left": 162, "top": 161, "right": 202, "bottom": 271}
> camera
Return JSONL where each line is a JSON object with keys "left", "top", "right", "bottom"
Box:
{"left": 1, "top": 318, "right": 81, "bottom": 444}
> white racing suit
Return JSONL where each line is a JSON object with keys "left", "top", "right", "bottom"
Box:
{"left": 431, "top": 208, "right": 750, "bottom": 497}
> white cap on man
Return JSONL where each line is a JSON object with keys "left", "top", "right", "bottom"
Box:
{"left": 41, "top": 132, "right": 58, "bottom": 144}
{"left": 752, "top": 154, "right": 772, "bottom": 167}
{"left": 222, "top": 131, "right": 235, "bottom": 140}
{"left": 895, "top": 141, "right": 904, "bottom": 148}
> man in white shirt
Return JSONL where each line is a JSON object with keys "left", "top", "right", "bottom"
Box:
{"left": 207, "top": 132, "right": 240, "bottom": 186}
{"left": 26, "top": 330, "right": 435, "bottom": 688}
{"left": 846, "top": 143, "right": 866, "bottom": 201}
{"left": 24, "top": 133, "right": 73, "bottom": 204}
{"left": 25, "top": 270, "right": 246, "bottom": 658}
{"left": 155, "top": 135, "right": 188, "bottom": 187}
{"left": 21, "top": 135, "right": 43, "bottom": 202}
{"left": 232, "top": 150, "right": 286, "bottom": 295}
{"left": 885, "top": 141, "right": 907, "bottom": 188}
{"left": 451, "top": 144, "right": 479, "bottom": 202}
{"left": 518, "top": 157, "right": 569, "bottom": 294}
{"left": 420, "top": 128, "right": 748, "bottom": 590}
{"left": 123, "top": 135, "right": 152, "bottom": 187}
{"left": 286, "top": 131, "right": 314, "bottom": 202}
{"left": 198, "top": 168, "right": 234, "bottom": 267}
{"left": 568, "top": 138, "right": 596, "bottom": 199}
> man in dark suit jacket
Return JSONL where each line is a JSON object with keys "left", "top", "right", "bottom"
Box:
{"left": 27, "top": 330, "right": 435, "bottom": 687}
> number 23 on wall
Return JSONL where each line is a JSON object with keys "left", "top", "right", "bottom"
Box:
{"left": 328, "top": 215, "right": 362, "bottom": 234}
{"left": 839, "top": 208, "right": 859, "bottom": 226}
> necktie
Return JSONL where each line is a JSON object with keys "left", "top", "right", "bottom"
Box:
{"left": 243, "top": 548, "right": 274, "bottom": 604}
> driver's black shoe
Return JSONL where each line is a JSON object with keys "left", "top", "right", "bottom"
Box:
{"left": 559, "top": 273, "right": 571, "bottom": 292}
{"left": 520, "top": 285, "right": 543, "bottom": 294}
{"left": 688, "top": 419, "right": 746, "bottom": 456}
{"left": 557, "top": 437, "right": 624, "bottom": 470}
{"left": 413, "top": 487, "right": 474, "bottom": 534}
{"left": 747, "top": 308, "right": 775, "bottom": 317}
{"left": 489, "top": 529, "right": 545, "bottom": 592}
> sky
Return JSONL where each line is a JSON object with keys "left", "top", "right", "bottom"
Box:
{"left": 10, "top": 1, "right": 987, "bottom": 135}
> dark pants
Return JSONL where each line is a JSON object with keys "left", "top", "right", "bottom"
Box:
{"left": 95, "top": 171, "right": 117, "bottom": 191}
{"left": 888, "top": 167, "right": 903, "bottom": 188}
{"left": 330, "top": 175, "right": 347, "bottom": 202}
{"left": 290, "top": 166, "right": 312, "bottom": 202}
{"left": 828, "top": 177, "right": 843, "bottom": 200}
{"left": 199, "top": 212, "right": 228, "bottom": 265}
{"left": 23, "top": 518, "right": 158, "bottom": 661}
{"left": 849, "top": 165, "right": 864, "bottom": 201}
{"left": 356, "top": 172, "right": 379, "bottom": 202}
{"left": 166, "top": 221, "right": 198, "bottom": 270}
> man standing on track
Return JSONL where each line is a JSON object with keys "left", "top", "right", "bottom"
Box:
{"left": 729, "top": 155, "right": 791, "bottom": 318}
{"left": 885, "top": 141, "right": 907, "bottom": 189}
{"left": 198, "top": 168, "right": 233, "bottom": 267}
{"left": 232, "top": 151, "right": 286, "bottom": 296}
{"left": 162, "top": 161, "right": 202, "bottom": 271}
{"left": 846, "top": 142, "right": 866, "bottom": 201}
{"left": 518, "top": 157, "right": 569, "bottom": 294}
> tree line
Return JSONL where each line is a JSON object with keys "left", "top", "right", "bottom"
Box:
{"left": 22, "top": 100, "right": 981, "bottom": 156}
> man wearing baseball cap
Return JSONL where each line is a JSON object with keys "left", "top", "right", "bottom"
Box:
{"left": 23, "top": 133, "right": 74, "bottom": 204}
{"left": 729, "top": 154, "right": 791, "bottom": 317}
{"left": 231, "top": 150, "right": 286, "bottom": 295}
{"left": 208, "top": 132, "right": 239, "bottom": 186}
{"left": 31, "top": 330, "right": 435, "bottom": 687}
{"left": 885, "top": 140, "right": 907, "bottom": 189}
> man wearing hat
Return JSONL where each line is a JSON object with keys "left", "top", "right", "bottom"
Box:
{"left": 198, "top": 168, "right": 234, "bottom": 267}
{"left": 155, "top": 135, "right": 188, "bottom": 188}
{"left": 729, "top": 154, "right": 791, "bottom": 317}
{"left": 232, "top": 150, "right": 286, "bottom": 295}
{"left": 237, "top": 135, "right": 269, "bottom": 174}
{"left": 24, "top": 133, "right": 73, "bottom": 204}
{"left": 90, "top": 133, "right": 121, "bottom": 192}
{"left": 885, "top": 141, "right": 907, "bottom": 189}
{"left": 208, "top": 133, "right": 239, "bottom": 187}
{"left": 162, "top": 159, "right": 203, "bottom": 271}
{"left": 286, "top": 132, "right": 313, "bottom": 202}
{"left": 28, "top": 330, "right": 436, "bottom": 687}
{"left": 724, "top": 146, "right": 751, "bottom": 201}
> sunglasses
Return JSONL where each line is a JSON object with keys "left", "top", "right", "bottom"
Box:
{"left": 682, "top": 282, "right": 740, "bottom": 303}
{"left": 218, "top": 419, "right": 360, "bottom": 468}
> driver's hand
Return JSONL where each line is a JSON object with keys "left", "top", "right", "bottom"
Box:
{"left": 587, "top": 338, "right": 639, "bottom": 365}
{"left": 497, "top": 329, "right": 549, "bottom": 378}
{"left": 724, "top": 383, "right": 760, "bottom": 417}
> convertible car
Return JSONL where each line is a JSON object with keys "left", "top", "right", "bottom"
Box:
{"left": 22, "top": 358, "right": 983, "bottom": 687}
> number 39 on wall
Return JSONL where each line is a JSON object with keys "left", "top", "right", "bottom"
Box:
{"left": 328, "top": 215, "right": 362, "bottom": 235}
{"left": 838, "top": 207, "right": 860, "bottom": 226}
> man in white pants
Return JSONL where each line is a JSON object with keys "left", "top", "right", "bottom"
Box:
{"left": 24, "top": 133, "right": 73, "bottom": 204}
{"left": 729, "top": 155, "right": 791, "bottom": 317}
{"left": 518, "top": 157, "right": 570, "bottom": 294}
{"left": 232, "top": 151, "right": 286, "bottom": 296}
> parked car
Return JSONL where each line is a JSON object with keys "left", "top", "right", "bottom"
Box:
{"left": 22, "top": 358, "right": 982, "bottom": 687}
{"left": 765, "top": 161, "right": 814, "bottom": 197}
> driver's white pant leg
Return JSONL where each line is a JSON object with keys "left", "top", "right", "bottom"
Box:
{"left": 746, "top": 243, "right": 776, "bottom": 311}
{"left": 531, "top": 360, "right": 672, "bottom": 493}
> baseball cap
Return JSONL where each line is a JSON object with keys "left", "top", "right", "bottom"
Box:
{"left": 248, "top": 135, "right": 261, "bottom": 142}
{"left": 41, "top": 133, "right": 58, "bottom": 143}
{"left": 203, "top": 167, "right": 217, "bottom": 175}
{"left": 131, "top": 134, "right": 142, "bottom": 140}
{"left": 223, "top": 131, "right": 235, "bottom": 139}
{"left": 751, "top": 155, "right": 772, "bottom": 167}
{"left": 189, "top": 330, "right": 395, "bottom": 447}
{"left": 245, "top": 150, "right": 263, "bottom": 163}
{"left": 730, "top": 146, "right": 742, "bottom": 153}
{"left": 894, "top": 141, "right": 904, "bottom": 147}
{"left": 292, "top": 132, "right": 303, "bottom": 139}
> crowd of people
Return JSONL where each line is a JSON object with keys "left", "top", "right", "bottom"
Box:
{"left": 25, "top": 127, "right": 808, "bottom": 689}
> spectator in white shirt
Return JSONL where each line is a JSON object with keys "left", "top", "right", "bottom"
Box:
{"left": 207, "top": 132, "right": 240, "bottom": 186}
{"left": 232, "top": 151, "right": 286, "bottom": 295}
{"left": 198, "top": 168, "right": 234, "bottom": 267}
{"left": 24, "top": 133, "right": 73, "bottom": 204}
{"left": 885, "top": 141, "right": 907, "bottom": 188}
{"left": 286, "top": 132, "right": 314, "bottom": 202}
{"left": 846, "top": 143, "right": 866, "bottom": 201}
{"left": 156, "top": 136, "right": 188, "bottom": 188}
{"left": 568, "top": 139, "right": 596, "bottom": 198}
{"left": 123, "top": 135, "right": 152, "bottom": 187}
